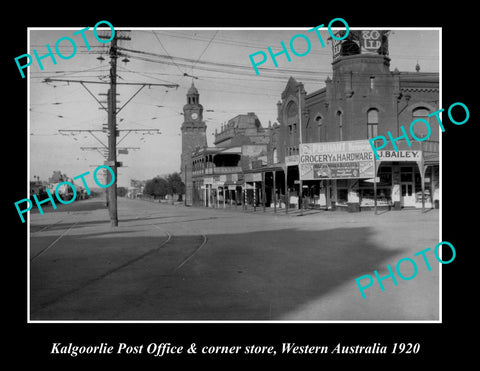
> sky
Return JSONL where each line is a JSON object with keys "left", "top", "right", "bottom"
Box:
{"left": 28, "top": 26, "right": 439, "bottom": 187}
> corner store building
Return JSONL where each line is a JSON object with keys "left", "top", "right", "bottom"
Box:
{"left": 183, "top": 30, "right": 439, "bottom": 211}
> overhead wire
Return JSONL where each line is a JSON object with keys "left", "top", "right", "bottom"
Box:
{"left": 189, "top": 30, "right": 218, "bottom": 75}
{"left": 122, "top": 53, "right": 437, "bottom": 92}
{"left": 30, "top": 30, "right": 439, "bottom": 138}
{"left": 147, "top": 30, "right": 439, "bottom": 62}
{"left": 151, "top": 30, "right": 185, "bottom": 76}
{"left": 121, "top": 45, "right": 438, "bottom": 80}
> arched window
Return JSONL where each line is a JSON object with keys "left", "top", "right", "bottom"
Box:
{"left": 367, "top": 108, "right": 379, "bottom": 139}
{"left": 337, "top": 111, "right": 343, "bottom": 141}
{"left": 412, "top": 107, "right": 430, "bottom": 139}
{"left": 315, "top": 114, "right": 324, "bottom": 142}
{"left": 273, "top": 148, "right": 278, "bottom": 163}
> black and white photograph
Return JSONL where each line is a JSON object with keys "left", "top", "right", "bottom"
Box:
{"left": 26, "top": 26, "right": 441, "bottom": 322}
{"left": 7, "top": 6, "right": 474, "bottom": 364}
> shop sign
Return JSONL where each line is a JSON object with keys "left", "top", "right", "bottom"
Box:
{"left": 299, "top": 140, "right": 374, "bottom": 180}
{"left": 211, "top": 175, "right": 223, "bottom": 188}
{"left": 361, "top": 30, "right": 382, "bottom": 52}
{"left": 285, "top": 155, "right": 299, "bottom": 166}
{"left": 377, "top": 150, "right": 422, "bottom": 161}
{"left": 244, "top": 173, "right": 262, "bottom": 182}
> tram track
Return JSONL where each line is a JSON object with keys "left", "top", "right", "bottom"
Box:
{"left": 30, "top": 217, "right": 65, "bottom": 234}
{"left": 148, "top": 222, "right": 208, "bottom": 267}
{"left": 31, "top": 215, "right": 210, "bottom": 317}
{"left": 31, "top": 231, "right": 173, "bottom": 316}
{"left": 30, "top": 221, "right": 80, "bottom": 262}
{"left": 173, "top": 234, "right": 208, "bottom": 272}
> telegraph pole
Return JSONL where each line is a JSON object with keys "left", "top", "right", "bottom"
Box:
{"left": 45, "top": 30, "right": 179, "bottom": 227}
{"left": 298, "top": 87, "right": 303, "bottom": 216}
{"left": 106, "top": 34, "right": 119, "bottom": 226}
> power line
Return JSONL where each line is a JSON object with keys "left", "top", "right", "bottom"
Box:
{"left": 121, "top": 46, "right": 438, "bottom": 81}
{"left": 151, "top": 30, "right": 185, "bottom": 76}
{"left": 120, "top": 46, "right": 324, "bottom": 75}
{"left": 124, "top": 53, "right": 437, "bottom": 91}
{"left": 149, "top": 30, "right": 439, "bottom": 61}
{"left": 149, "top": 30, "right": 332, "bottom": 56}
{"left": 117, "top": 65, "right": 179, "bottom": 85}
{"left": 190, "top": 30, "right": 218, "bottom": 74}
{"left": 43, "top": 32, "right": 179, "bottom": 227}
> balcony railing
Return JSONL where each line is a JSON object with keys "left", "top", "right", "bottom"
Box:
{"left": 192, "top": 166, "right": 242, "bottom": 176}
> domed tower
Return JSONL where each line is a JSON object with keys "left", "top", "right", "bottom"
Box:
{"left": 181, "top": 82, "right": 207, "bottom": 205}
{"left": 327, "top": 30, "right": 393, "bottom": 141}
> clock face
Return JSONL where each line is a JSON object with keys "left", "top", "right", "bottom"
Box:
{"left": 191, "top": 113, "right": 198, "bottom": 120}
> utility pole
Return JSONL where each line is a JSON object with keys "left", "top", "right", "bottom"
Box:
{"left": 107, "top": 88, "right": 117, "bottom": 224}
{"left": 45, "top": 30, "right": 179, "bottom": 227}
{"left": 298, "top": 87, "right": 303, "bottom": 216}
{"left": 106, "top": 33, "right": 122, "bottom": 226}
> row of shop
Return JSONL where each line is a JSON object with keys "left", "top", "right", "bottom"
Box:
{"left": 191, "top": 151, "right": 439, "bottom": 212}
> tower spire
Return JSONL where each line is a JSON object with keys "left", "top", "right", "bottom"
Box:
{"left": 181, "top": 82, "right": 206, "bottom": 206}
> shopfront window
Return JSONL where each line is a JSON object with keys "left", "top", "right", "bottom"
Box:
{"left": 401, "top": 173, "right": 413, "bottom": 182}
{"left": 336, "top": 179, "right": 348, "bottom": 205}
{"left": 358, "top": 165, "right": 393, "bottom": 207}
{"left": 400, "top": 166, "right": 414, "bottom": 182}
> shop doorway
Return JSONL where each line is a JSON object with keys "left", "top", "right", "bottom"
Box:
{"left": 400, "top": 182, "right": 415, "bottom": 207}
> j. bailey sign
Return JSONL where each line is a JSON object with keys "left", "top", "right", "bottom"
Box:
{"left": 376, "top": 150, "right": 422, "bottom": 161}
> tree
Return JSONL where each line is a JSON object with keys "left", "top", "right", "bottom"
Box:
{"left": 166, "top": 172, "right": 185, "bottom": 202}
{"left": 144, "top": 176, "right": 169, "bottom": 199}
{"left": 143, "top": 173, "right": 185, "bottom": 203}
{"left": 117, "top": 186, "right": 128, "bottom": 197}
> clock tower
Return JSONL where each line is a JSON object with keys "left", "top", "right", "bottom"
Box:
{"left": 181, "top": 82, "right": 207, "bottom": 205}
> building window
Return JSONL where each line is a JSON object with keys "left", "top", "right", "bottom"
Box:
{"left": 412, "top": 107, "right": 430, "bottom": 139}
{"left": 286, "top": 101, "right": 298, "bottom": 118}
{"left": 273, "top": 148, "right": 278, "bottom": 163}
{"left": 315, "top": 115, "right": 324, "bottom": 142}
{"left": 337, "top": 111, "right": 343, "bottom": 141}
{"left": 367, "top": 108, "right": 379, "bottom": 139}
{"left": 370, "top": 76, "right": 375, "bottom": 90}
